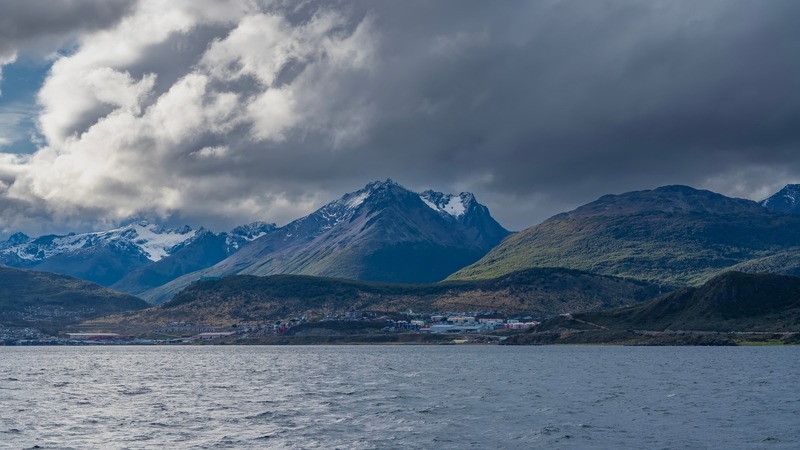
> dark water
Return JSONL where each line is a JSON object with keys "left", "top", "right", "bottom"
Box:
{"left": 0, "top": 345, "right": 798, "bottom": 449}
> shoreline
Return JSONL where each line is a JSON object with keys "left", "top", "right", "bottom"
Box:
{"left": 4, "top": 330, "right": 799, "bottom": 346}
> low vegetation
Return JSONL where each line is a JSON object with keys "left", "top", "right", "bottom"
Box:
{"left": 0, "top": 266, "right": 148, "bottom": 331}
{"left": 87, "top": 267, "right": 662, "bottom": 328}
{"left": 504, "top": 272, "right": 800, "bottom": 345}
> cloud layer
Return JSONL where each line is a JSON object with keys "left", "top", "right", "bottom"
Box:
{"left": 1, "top": 0, "right": 800, "bottom": 235}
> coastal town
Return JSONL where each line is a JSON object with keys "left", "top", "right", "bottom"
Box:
{"left": 1, "top": 311, "right": 541, "bottom": 346}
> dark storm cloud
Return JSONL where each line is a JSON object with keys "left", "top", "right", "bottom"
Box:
{"left": 0, "top": 0, "right": 134, "bottom": 57}
{"left": 315, "top": 0, "right": 800, "bottom": 228}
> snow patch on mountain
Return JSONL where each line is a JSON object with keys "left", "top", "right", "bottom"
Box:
{"left": 419, "top": 196, "right": 437, "bottom": 212}
{"left": 116, "top": 222, "right": 197, "bottom": 261}
{"left": 307, "top": 186, "right": 384, "bottom": 235}
{"left": 444, "top": 195, "right": 466, "bottom": 217}
{"left": 420, "top": 190, "right": 471, "bottom": 218}
{"left": 346, "top": 191, "right": 369, "bottom": 209}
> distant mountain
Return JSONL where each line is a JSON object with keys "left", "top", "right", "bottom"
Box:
{"left": 0, "top": 266, "right": 148, "bottom": 331}
{"left": 449, "top": 185, "right": 800, "bottom": 285}
{"left": 0, "top": 221, "right": 275, "bottom": 289}
{"left": 141, "top": 179, "right": 511, "bottom": 303}
{"left": 86, "top": 268, "right": 662, "bottom": 328}
{"left": 0, "top": 221, "right": 200, "bottom": 285}
{"left": 569, "top": 272, "right": 800, "bottom": 332}
{"left": 761, "top": 184, "right": 800, "bottom": 214}
{"left": 110, "top": 222, "right": 276, "bottom": 295}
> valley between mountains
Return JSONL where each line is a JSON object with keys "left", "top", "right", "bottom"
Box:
{"left": 4, "top": 180, "right": 800, "bottom": 344}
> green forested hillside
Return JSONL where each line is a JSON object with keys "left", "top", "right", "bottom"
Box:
{"left": 449, "top": 186, "right": 800, "bottom": 285}
{"left": 0, "top": 266, "right": 148, "bottom": 329}
{"left": 572, "top": 272, "right": 800, "bottom": 332}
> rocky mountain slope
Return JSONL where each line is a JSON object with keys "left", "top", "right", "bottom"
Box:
{"left": 140, "top": 180, "right": 511, "bottom": 303}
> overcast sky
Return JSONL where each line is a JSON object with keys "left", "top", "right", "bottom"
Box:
{"left": 1, "top": 0, "right": 799, "bottom": 236}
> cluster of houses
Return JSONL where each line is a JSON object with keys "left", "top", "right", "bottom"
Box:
{"left": 0, "top": 326, "right": 54, "bottom": 345}
{"left": 155, "top": 322, "right": 217, "bottom": 335}
{"left": 383, "top": 314, "right": 540, "bottom": 334}
{"left": 144, "top": 312, "right": 540, "bottom": 341}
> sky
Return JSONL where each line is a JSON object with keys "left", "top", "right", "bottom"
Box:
{"left": 1, "top": 0, "right": 800, "bottom": 237}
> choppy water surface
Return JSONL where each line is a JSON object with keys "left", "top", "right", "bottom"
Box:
{"left": 0, "top": 345, "right": 798, "bottom": 449}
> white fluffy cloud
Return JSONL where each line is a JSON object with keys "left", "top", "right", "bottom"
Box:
{"left": 1, "top": 0, "right": 378, "bottom": 234}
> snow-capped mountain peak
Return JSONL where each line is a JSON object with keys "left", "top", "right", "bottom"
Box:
{"left": 761, "top": 184, "right": 800, "bottom": 214}
{"left": 313, "top": 192, "right": 368, "bottom": 233}
{"left": 1, "top": 232, "right": 31, "bottom": 249}
{"left": 308, "top": 181, "right": 480, "bottom": 233}
{"left": 304, "top": 181, "right": 401, "bottom": 235}
{"left": 364, "top": 178, "right": 399, "bottom": 191}
{"left": 274, "top": 180, "right": 475, "bottom": 242}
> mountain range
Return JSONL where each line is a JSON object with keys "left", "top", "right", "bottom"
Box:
{"left": 4, "top": 180, "right": 800, "bottom": 326}
{"left": 0, "top": 221, "right": 276, "bottom": 289}
{"left": 449, "top": 184, "right": 800, "bottom": 286}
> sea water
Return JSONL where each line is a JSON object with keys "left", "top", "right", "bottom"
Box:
{"left": 1, "top": 345, "right": 798, "bottom": 449}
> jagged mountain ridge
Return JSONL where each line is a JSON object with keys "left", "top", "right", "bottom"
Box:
{"left": 0, "top": 221, "right": 276, "bottom": 287}
{"left": 141, "top": 179, "right": 511, "bottom": 303}
{"left": 0, "top": 221, "right": 198, "bottom": 266}
{"left": 449, "top": 185, "right": 800, "bottom": 285}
